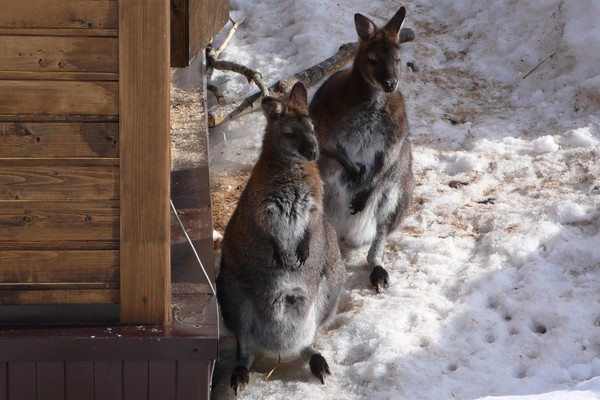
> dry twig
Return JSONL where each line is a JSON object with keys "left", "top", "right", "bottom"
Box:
{"left": 522, "top": 49, "right": 558, "bottom": 80}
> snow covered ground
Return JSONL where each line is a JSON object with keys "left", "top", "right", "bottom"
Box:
{"left": 206, "top": 0, "right": 600, "bottom": 399}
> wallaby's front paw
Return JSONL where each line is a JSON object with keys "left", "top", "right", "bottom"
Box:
{"left": 309, "top": 354, "right": 331, "bottom": 384}
{"left": 370, "top": 265, "right": 390, "bottom": 293}
{"left": 295, "top": 237, "right": 310, "bottom": 267}
{"left": 231, "top": 365, "right": 250, "bottom": 395}
{"left": 273, "top": 247, "right": 294, "bottom": 270}
{"left": 350, "top": 189, "right": 370, "bottom": 214}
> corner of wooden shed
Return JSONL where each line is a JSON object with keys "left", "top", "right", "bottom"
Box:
{"left": 0, "top": 0, "right": 229, "bottom": 398}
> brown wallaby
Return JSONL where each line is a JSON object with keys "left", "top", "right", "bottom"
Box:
{"left": 309, "top": 6, "right": 414, "bottom": 293}
{"left": 216, "top": 82, "right": 345, "bottom": 395}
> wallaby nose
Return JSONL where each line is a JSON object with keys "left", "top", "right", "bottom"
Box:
{"left": 301, "top": 145, "right": 319, "bottom": 161}
{"left": 383, "top": 79, "right": 398, "bottom": 92}
{"left": 306, "top": 147, "right": 319, "bottom": 161}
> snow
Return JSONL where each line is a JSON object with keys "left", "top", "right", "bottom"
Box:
{"left": 205, "top": 0, "right": 600, "bottom": 399}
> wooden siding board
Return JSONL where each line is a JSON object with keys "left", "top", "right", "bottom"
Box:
{"left": 0, "top": 158, "right": 119, "bottom": 201}
{"left": 176, "top": 360, "right": 211, "bottom": 400}
{"left": 0, "top": 250, "right": 118, "bottom": 283}
{"left": 0, "top": 0, "right": 118, "bottom": 30}
{"left": 7, "top": 362, "right": 36, "bottom": 400}
{"left": 95, "top": 361, "right": 123, "bottom": 400}
{"left": 0, "top": 288, "right": 119, "bottom": 305}
{"left": 170, "top": 0, "right": 229, "bottom": 67}
{"left": 0, "top": 36, "right": 118, "bottom": 73}
{"left": 188, "top": 0, "right": 229, "bottom": 65}
{"left": 0, "top": 200, "right": 119, "bottom": 243}
{"left": 65, "top": 361, "right": 94, "bottom": 400}
{"left": 0, "top": 71, "right": 118, "bottom": 81}
{"left": 37, "top": 361, "right": 65, "bottom": 400}
{"left": 0, "top": 81, "right": 118, "bottom": 118}
{"left": 148, "top": 361, "right": 177, "bottom": 400}
{"left": 0, "top": 362, "right": 6, "bottom": 400}
{"left": 123, "top": 361, "right": 149, "bottom": 400}
{"left": 119, "top": 0, "right": 171, "bottom": 324}
{"left": 0, "top": 122, "right": 119, "bottom": 158}
{"left": 0, "top": 240, "right": 119, "bottom": 251}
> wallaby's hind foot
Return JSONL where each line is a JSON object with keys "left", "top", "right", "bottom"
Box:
{"left": 230, "top": 365, "right": 250, "bottom": 396}
{"left": 309, "top": 353, "right": 331, "bottom": 384}
{"left": 370, "top": 265, "right": 390, "bottom": 294}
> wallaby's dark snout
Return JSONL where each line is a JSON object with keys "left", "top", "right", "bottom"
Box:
{"left": 383, "top": 78, "right": 398, "bottom": 93}
{"left": 300, "top": 139, "right": 319, "bottom": 161}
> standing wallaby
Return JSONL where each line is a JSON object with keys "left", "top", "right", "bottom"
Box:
{"left": 216, "top": 82, "right": 345, "bottom": 395}
{"left": 309, "top": 6, "right": 414, "bottom": 293}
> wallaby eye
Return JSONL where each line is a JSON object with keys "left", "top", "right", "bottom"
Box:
{"left": 394, "top": 57, "right": 401, "bottom": 63}
{"left": 368, "top": 58, "right": 378, "bottom": 66}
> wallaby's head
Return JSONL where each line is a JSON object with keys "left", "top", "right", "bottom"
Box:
{"left": 354, "top": 6, "right": 406, "bottom": 93}
{"left": 262, "top": 82, "right": 319, "bottom": 162}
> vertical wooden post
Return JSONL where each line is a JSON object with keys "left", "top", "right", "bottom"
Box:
{"left": 119, "top": 0, "right": 171, "bottom": 324}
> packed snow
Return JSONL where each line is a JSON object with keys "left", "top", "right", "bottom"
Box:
{"left": 203, "top": 0, "right": 600, "bottom": 399}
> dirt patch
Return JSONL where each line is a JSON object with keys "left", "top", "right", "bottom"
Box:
{"left": 210, "top": 168, "right": 252, "bottom": 234}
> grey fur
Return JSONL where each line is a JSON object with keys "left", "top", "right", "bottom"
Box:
{"left": 217, "top": 83, "right": 345, "bottom": 393}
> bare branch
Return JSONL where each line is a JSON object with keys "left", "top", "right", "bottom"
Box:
{"left": 214, "top": 16, "right": 247, "bottom": 59}
{"left": 209, "top": 57, "right": 270, "bottom": 97}
{"left": 207, "top": 83, "right": 226, "bottom": 105}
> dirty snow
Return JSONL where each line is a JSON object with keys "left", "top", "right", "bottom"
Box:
{"left": 205, "top": 0, "right": 600, "bottom": 399}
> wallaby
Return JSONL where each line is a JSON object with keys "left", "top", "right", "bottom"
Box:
{"left": 216, "top": 82, "right": 345, "bottom": 395}
{"left": 309, "top": 6, "right": 414, "bottom": 293}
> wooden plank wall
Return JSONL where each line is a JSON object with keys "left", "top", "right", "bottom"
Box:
{"left": 0, "top": 0, "right": 120, "bottom": 306}
{"left": 0, "top": 360, "right": 212, "bottom": 400}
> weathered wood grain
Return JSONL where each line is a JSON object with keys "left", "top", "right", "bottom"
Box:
{"left": 0, "top": 122, "right": 118, "bottom": 158}
{"left": 0, "top": 241, "right": 118, "bottom": 251}
{"left": 0, "top": 0, "right": 118, "bottom": 30}
{"left": 119, "top": 0, "right": 171, "bottom": 324}
{"left": 0, "top": 158, "right": 119, "bottom": 200}
{"left": 0, "top": 289, "right": 119, "bottom": 305}
{"left": 0, "top": 71, "right": 118, "bottom": 81}
{"left": 170, "top": 0, "right": 229, "bottom": 67}
{"left": 0, "top": 36, "right": 118, "bottom": 73}
{"left": 0, "top": 80, "right": 118, "bottom": 118}
{"left": 0, "top": 250, "right": 118, "bottom": 283}
{"left": 0, "top": 200, "right": 119, "bottom": 242}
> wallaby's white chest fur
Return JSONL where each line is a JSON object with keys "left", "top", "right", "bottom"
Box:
{"left": 323, "top": 101, "right": 401, "bottom": 246}
{"left": 264, "top": 182, "right": 316, "bottom": 250}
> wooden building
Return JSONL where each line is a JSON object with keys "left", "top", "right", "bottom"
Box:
{"left": 0, "top": 0, "right": 228, "bottom": 398}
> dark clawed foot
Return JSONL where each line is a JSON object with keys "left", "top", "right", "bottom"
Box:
{"left": 351, "top": 162, "right": 366, "bottom": 183}
{"left": 370, "top": 265, "right": 389, "bottom": 294}
{"left": 296, "top": 239, "right": 310, "bottom": 268}
{"left": 273, "top": 247, "right": 294, "bottom": 270}
{"left": 350, "top": 190, "right": 369, "bottom": 214}
{"left": 309, "top": 353, "right": 331, "bottom": 385}
{"left": 231, "top": 365, "right": 250, "bottom": 395}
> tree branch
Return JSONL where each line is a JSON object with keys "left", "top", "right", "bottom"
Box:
{"left": 214, "top": 16, "right": 246, "bottom": 59}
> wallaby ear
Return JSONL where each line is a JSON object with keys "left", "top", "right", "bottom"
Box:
{"left": 384, "top": 6, "right": 406, "bottom": 38}
{"left": 287, "top": 82, "right": 308, "bottom": 110}
{"left": 355, "top": 13, "right": 376, "bottom": 41}
{"left": 262, "top": 97, "right": 284, "bottom": 120}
